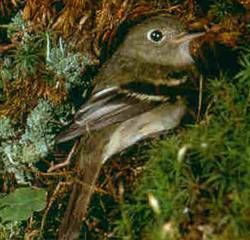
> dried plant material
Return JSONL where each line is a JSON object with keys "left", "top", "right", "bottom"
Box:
{"left": 188, "top": 17, "right": 212, "bottom": 31}
{"left": 206, "top": 17, "right": 243, "bottom": 47}
{"left": 52, "top": 0, "right": 94, "bottom": 37}
{"left": 0, "top": 44, "right": 15, "bottom": 53}
{"left": 0, "top": 75, "right": 66, "bottom": 120}
{"left": 23, "top": 0, "right": 55, "bottom": 26}
{"left": 189, "top": 15, "right": 245, "bottom": 51}
{"left": 93, "top": 0, "right": 134, "bottom": 55}
{"left": 237, "top": 0, "right": 250, "bottom": 9}
{"left": 39, "top": 181, "right": 73, "bottom": 237}
{"left": 0, "top": 0, "right": 20, "bottom": 16}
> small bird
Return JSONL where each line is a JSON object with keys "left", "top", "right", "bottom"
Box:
{"left": 56, "top": 15, "right": 203, "bottom": 240}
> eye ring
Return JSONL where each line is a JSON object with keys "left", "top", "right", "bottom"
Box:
{"left": 147, "top": 29, "right": 165, "bottom": 43}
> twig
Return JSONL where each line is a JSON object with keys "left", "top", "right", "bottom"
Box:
{"left": 0, "top": 43, "right": 15, "bottom": 53}
{"left": 38, "top": 171, "right": 74, "bottom": 177}
{"left": 39, "top": 181, "right": 73, "bottom": 239}
{"left": 75, "top": 178, "right": 108, "bottom": 195}
{"left": 197, "top": 75, "right": 203, "bottom": 122}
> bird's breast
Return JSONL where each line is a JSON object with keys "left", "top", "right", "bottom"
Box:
{"left": 102, "top": 101, "right": 186, "bottom": 163}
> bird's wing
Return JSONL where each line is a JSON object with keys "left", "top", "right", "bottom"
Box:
{"left": 56, "top": 86, "right": 167, "bottom": 143}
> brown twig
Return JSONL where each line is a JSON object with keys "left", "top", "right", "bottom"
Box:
{"left": 39, "top": 181, "right": 73, "bottom": 238}
{"left": 197, "top": 75, "right": 203, "bottom": 122}
{"left": 38, "top": 171, "right": 74, "bottom": 177}
{"left": 0, "top": 43, "right": 15, "bottom": 53}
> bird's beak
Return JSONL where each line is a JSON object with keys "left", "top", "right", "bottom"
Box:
{"left": 170, "top": 32, "right": 205, "bottom": 45}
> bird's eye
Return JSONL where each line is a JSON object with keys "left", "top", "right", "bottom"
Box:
{"left": 147, "top": 29, "right": 164, "bottom": 43}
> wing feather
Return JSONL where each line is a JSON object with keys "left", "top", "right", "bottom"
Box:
{"left": 56, "top": 87, "right": 164, "bottom": 143}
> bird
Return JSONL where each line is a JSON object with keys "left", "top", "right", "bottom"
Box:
{"left": 56, "top": 15, "right": 204, "bottom": 240}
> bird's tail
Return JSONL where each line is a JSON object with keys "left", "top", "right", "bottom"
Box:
{"left": 57, "top": 133, "right": 108, "bottom": 240}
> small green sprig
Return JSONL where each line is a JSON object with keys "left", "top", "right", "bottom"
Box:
{"left": 46, "top": 36, "right": 90, "bottom": 90}
{"left": 7, "top": 12, "right": 26, "bottom": 40}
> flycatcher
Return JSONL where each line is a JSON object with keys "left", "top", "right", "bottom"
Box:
{"left": 56, "top": 15, "right": 204, "bottom": 240}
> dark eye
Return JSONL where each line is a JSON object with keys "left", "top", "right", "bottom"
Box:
{"left": 147, "top": 29, "right": 164, "bottom": 43}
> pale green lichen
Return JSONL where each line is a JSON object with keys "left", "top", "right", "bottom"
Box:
{"left": 46, "top": 37, "right": 90, "bottom": 90}
{"left": 21, "top": 100, "right": 56, "bottom": 158}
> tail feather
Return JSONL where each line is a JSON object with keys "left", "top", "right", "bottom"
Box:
{"left": 57, "top": 178, "right": 101, "bottom": 239}
{"left": 57, "top": 130, "right": 112, "bottom": 240}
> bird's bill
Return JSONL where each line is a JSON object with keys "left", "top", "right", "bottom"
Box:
{"left": 170, "top": 32, "right": 205, "bottom": 44}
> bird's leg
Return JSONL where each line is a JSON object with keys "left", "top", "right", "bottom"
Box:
{"left": 48, "top": 141, "right": 78, "bottom": 172}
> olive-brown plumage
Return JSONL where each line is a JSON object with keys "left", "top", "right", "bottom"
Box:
{"left": 57, "top": 15, "right": 203, "bottom": 240}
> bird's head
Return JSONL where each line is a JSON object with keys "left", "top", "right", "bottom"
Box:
{"left": 119, "top": 16, "right": 204, "bottom": 69}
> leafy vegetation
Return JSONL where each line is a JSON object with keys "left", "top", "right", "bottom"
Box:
{"left": 0, "top": 187, "right": 46, "bottom": 223}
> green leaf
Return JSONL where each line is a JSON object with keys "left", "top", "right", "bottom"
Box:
{"left": 0, "top": 187, "right": 47, "bottom": 223}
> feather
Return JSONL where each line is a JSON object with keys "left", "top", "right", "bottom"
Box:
{"left": 56, "top": 86, "right": 164, "bottom": 143}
